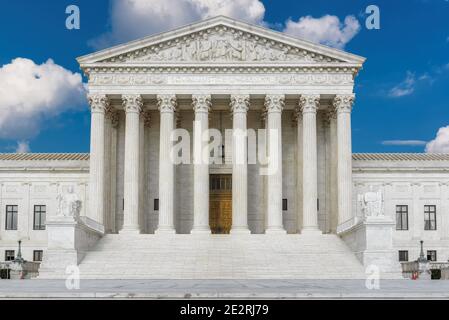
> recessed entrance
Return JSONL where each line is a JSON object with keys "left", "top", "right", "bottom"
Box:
{"left": 209, "top": 174, "right": 232, "bottom": 234}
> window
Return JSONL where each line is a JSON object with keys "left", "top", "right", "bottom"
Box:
{"left": 33, "top": 205, "right": 46, "bottom": 230}
{"left": 427, "top": 250, "right": 437, "bottom": 262}
{"left": 154, "top": 199, "right": 159, "bottom": 211}
{"left": 5, "top": 250, "right": 15, "bottom": 261}
{"left": 33, "top": 250, "right": 43, "bottom": 262}
{"left": 424, "top": 205, "right": 437, "bottom": 230}
{"left": 396, "top": 205, "right": 409, "bottom": 230}
{"left": 398, "top": 250, "right": 409, "bottom": 262}
{"left": 282, "top": 199, "right": 288, "bottom": 211}
{"left": 5, "top": 205, "right": 18, "bottom": 230}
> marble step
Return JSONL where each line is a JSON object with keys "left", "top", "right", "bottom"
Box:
{"left": 74, "top": 234, "right": 368, "bottom": 279}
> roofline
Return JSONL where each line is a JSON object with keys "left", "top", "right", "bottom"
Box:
{"left": 77, "top": 15, "right": 366, "bottom": 66}
{"left": 1, "top": 152, "right": 449, "bottom": 162}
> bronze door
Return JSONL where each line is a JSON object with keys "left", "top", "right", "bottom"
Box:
{"left": 209, "top": 174, "right": 232, "bottom": 234}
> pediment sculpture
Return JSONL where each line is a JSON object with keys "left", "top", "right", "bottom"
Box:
{"left": 101, "top": 27, "right": 342, "bottom": 64}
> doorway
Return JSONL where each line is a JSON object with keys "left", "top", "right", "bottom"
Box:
{"left": 209, "top": 174, "right": 232, "bottom": 234}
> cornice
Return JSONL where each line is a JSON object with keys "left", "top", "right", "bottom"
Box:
{"left": 83, "top": 64, "right": 360, "bottom": 76}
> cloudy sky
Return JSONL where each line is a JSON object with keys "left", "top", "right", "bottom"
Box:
{"left": 0, "top": 0, "right": 448, "bottom": 153}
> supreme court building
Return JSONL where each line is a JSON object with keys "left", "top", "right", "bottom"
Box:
{"left": 1, "top": 16, "right": 449, "bottom": 279}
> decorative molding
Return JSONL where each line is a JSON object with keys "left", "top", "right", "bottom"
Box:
{"left": 157, "top": 94, "right": 177, "bottom": 113}
{"left": 299, "top": 94, "right": 320, "bottom": 114}
{"left": 333, "top": 94, "right": 355, "bottom": 113}
{"left": 230, "top": 94, "right": 250, "bottom": 114}
{"left": 264, "top": 94, "right": 285, "bottom": 113}
{"left": 87, "top": 94, "right": 110, "bottom": 113}
{"left": 122, "top": 94, "right": 143, "bottom": 113}
{"left": 192, "top": 94, "right": 212, "bottom": 113}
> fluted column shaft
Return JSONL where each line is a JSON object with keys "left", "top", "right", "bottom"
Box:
{"left": 192, "top": 94, "right": 211, "bottom": 233}
{"left": 334, "top": 94, "right": 355, "bottom": 228}
{"left": 329, "top": 111, "right": 338, "bottom": 233}
{"left": 300, "top": 95, "right": 321, "bottom": 234}
{"left": 121, "top": 94, "right": 143, "bottom": 233}
{"left": 264, "top": 95, "right": 286, "bottom": 234}
{"left": 104, "top": 109, "right": 112, "bottom": 232}
{"left": 156, "top": 94, "right": 177, "bottom": 234}
{"left": 87, "top": 94, "right": 108, "bottom": 227}
{"left": 230, "top": 95, "right": 250, "bottom": 234}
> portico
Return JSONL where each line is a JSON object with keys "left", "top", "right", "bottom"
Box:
{"left": 79, "top": 16, "right": 364, "bottom": 236}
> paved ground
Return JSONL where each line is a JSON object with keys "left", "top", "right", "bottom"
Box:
{"left": 0, "top": 279, "right": 449, "bottom": 299}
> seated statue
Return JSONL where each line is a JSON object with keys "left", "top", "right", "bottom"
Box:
{"left": 56, "top": 185, "right": 82, "bottom": 219}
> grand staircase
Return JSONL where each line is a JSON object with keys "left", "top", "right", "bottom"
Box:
{"left": 70, "top": 233, "right": 366, "bottom": 279}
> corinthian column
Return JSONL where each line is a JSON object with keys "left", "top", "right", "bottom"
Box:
{"left": 264, "top": 94, "right": 286, "bottom": 234}
{"left": 300, "top": 94, "right": 321, "bottom": 234}
{"left": 120, "top": 94, "right": 143, "bottom": 234}
{"left": 156, "top": 94, "right": 177, "bottom": 234}
{"left": 333, "top": 94, "right": 355, "bottom": 231}
{"left": 87, "top": 94, "right": 109, "bottom": 228}
{"left": 230, "top": 94, "right": 250, "bottom": 234}
{"left": 192, "top": 94, "right": 211, "bottom": 234}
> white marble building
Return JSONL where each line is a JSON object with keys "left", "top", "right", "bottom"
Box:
{"left": 1, "top": 17, "right": 448, "bottom": 279}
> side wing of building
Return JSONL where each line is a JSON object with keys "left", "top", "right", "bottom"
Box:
{"left": 0, "top": 154, "right": 89, "bottom": 264}
{"left": 353, "top": 153, "right": 449, "bottom": 263}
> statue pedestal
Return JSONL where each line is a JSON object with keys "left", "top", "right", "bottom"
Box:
{"left": 38, "top": 216, "right": 103, "bottom": 279}
{"left": 339, "top": 216, "right": 401, "bottom": 277}
{"left": 417, "top": 261, "right": 431, "bottom": 280}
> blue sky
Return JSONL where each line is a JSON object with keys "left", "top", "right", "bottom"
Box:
{"left": 0, "top": 0, "right": 448, "bottom": 153}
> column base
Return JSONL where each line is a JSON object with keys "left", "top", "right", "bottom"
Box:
{"left": 301, "top": 227, "right": 322, "bottom": 236}
{"left": 155, "top": 227, "right": 176, "bottom": 235}
{"left": 191, "top": 227, "right": 211, "bottom": 234}
{"left": 265, "top": 227, "right": 287, "bottom": 235}
{"left": 119, "top": 226, "right": 141, "bottom": 235}
{"left": 230, "top": 227, "right": 251, "bottom": 235}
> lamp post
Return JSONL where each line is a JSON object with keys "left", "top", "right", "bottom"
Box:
{"left": 14, "top": 240, "right": 25, "bottom": 265}
{"left": 418, "top": 240, "right": 427, "bottom": 263}
{"left": 417, "top": 240, "right": 431, "bottom": 280}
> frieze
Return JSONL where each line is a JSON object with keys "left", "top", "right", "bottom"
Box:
{"left": 89, "top": 73, "right": 354, "bottom": 86}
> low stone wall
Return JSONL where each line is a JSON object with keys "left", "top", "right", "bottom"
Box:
{"left": 441, "top": 268, "right": 449, "bottom": 280}
{"left": 0, "top": 261, "right": 40, "bottom": 279}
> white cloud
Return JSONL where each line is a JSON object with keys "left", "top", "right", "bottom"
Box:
{"left": 388, "top": 71, "right": 416, "bottom": 98}
{"left": 283, "top": 15, "right": 361, "bottom": 49}
{"left": 16, "top": 141, "right": 30, "bottom": 153}
{"left": 426, "top": 126, "right": 449, "bottom": 153}
{"left": 0, "top": 58, "right": 86, "bottom": 141}
{"left": 382, "top": 140, "right": 427, "bottom": 146}
{"left": 89, "top": 0, "right": 266, "bottom": 49}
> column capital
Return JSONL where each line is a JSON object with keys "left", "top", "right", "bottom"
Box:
{"left": 333, "top": 94, "right": 355, "bottom": 113}
{"left": 299, "top": 94, "right": 320, "bottom": 114}
{"left": 264, "top": 94, "right": 285, "bottom": 113}
{"left": 192, "top": 94, "right": 211, "bottom": 113}
{"left": 230, "top": 94, "right": 250, "bottom": 114}
{"left": 88, "top": 94, "right": 110, "bottom": 114}
{"left": 122, "top": 94, "right": 143, "bottom": 114}
{"left": 157, "top": 94, "right": 177, "bottom": 113}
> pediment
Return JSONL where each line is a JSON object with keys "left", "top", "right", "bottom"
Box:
{"left": 78, "top": 16, "right": 365, "bottom": 67}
